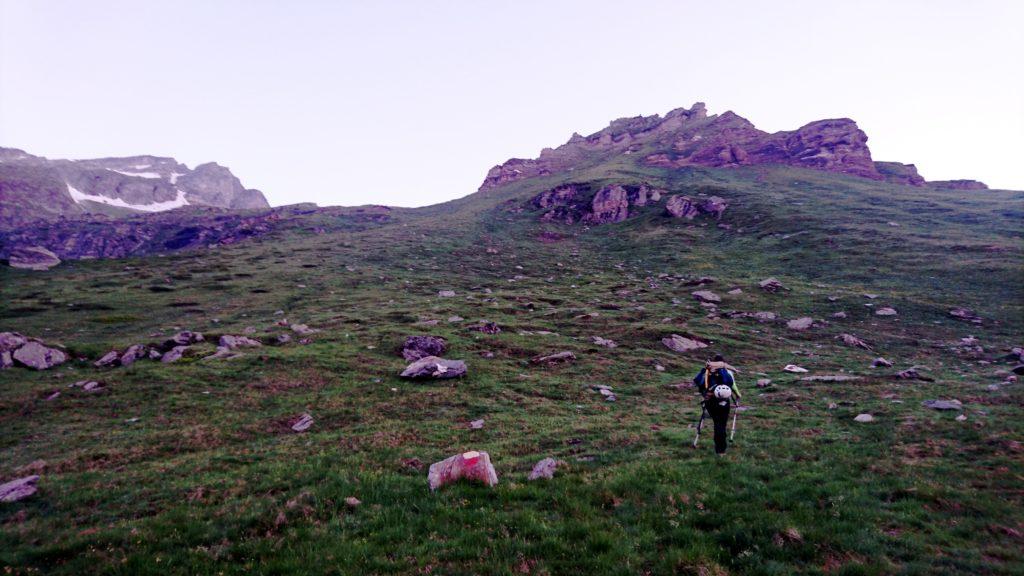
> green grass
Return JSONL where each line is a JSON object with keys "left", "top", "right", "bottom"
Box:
{"left": 1, "top": 165, "right": 1021, "bottom": 575}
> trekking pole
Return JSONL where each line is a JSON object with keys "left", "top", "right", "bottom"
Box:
{"left": 730, "top": 404, "right": 738, "bottom": 441}
{"left": 692, "top": 400, "right": 707, "bottom": 448}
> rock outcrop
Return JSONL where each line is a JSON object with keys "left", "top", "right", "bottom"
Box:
{"left": 400, "top": 356, "right": 467, "bottom": 379}
{"left": 7, "top": 246, "right": 61, "bottom": 270}
{"left": 478, "top": 103, "right": 986, "bottom": 192}
{"left": 1, "top": 333, "right": 66, "bottom": 370}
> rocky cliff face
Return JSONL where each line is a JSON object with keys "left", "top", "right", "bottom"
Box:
{"left": 479, "top": 103, "right": 987, "bottom": 191}
{"left": 0, "top": 148, "right": 269, "bottom": 229}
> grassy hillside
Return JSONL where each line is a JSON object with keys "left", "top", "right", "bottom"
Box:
{"left": 1, "top": 165, "right": 1022, "bottom": 575}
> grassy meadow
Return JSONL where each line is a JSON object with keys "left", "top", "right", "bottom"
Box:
{"left": 1, "top": 165, "right": 1022, "bottom": 575}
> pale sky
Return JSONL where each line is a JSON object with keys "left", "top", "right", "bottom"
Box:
{"left": 1, "top": 0, "right": 1021, "bottom": 207}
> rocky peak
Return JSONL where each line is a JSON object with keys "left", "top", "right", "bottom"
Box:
{"left": 0, "top": 148, "right": 270, "bottom": 229}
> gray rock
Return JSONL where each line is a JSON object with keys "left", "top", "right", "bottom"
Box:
{"left": 854, "top": 413, "right": 874, "bottom": 423}
{"left": 875, "top": 307, "right": 898, "bottom": 316}
{"left": 12, "top": 341, "right": 66, "bottom": 370}
{"left": 591, "top": 336, "right": 617, "bottom": 348}
{"left": 922, "top": 399, "right": 963, "bottom": 411}
{"left": 291, "top": 413, "right": 314, "bottom": 432}
{"left": 0, "top": 475, "right": 39, "bottom": 502}
{"left": 787, "top": 317, "right": 814, "bottom": 330}
{"left": 291, "top": 324, "right": 319, "bottom": 335}
{"left": 759, "top": 278, "right": 785, "bottom": 292}
{"left": 528, "top": 457, "right": 563, "bottom": 481}
{"left": 838, "top": 334, "right": 870, "bottom": 349}
{"left": 218, "top": 335, "right": 262, "bottom": 349}
{"left": 0, "top": 332, "right": 28, "bottom": 353}
{"left": 401, "top": 335, "right": 448, "bottom": 361}
{"left": 531, "top": 351, "right": 577, "bottom": 364}
{"left": 662, "top": 334, "right": 708, "bottom": 353}
{"left": 400, "top": 356, "right": 467, "bottom": 379}
{"left": 94, "top": 350, "right": 121, "bottom": 368}
{"left": 161, "top": 345, "right": 189, "bottom": 363}
{"left": 692, "top": 290, "right": 721, "bottom": 303}
{"left": 119, "top": 344, "right": 147, "bottom": 367}
{"left": 8, "top": 246, "right": 61, "bottom": 270}
{"left": 163, "top": 331, "right": 204, "bottom": 350}
{"left": 872, "top": 357, "right": 893, "bottom": 368}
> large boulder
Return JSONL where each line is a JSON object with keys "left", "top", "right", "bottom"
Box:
{"left": 401, "top": 336, "right": 448, "bottom": 361}
{"left": 400, "top": 356, "right": 467, "bottom": 379}
{"left": 161, "top": 345, "right": 189, "bottom": 363}
{"left": 119, "top": 344, "right": 147, "bottom": 367}
{"left": 427, "top": 450, "right": 498, "bottom": 491}
{"left": 7, "top": 246, "right": 61, "bottom": 270}
{"left": 583, "top": 184, "right": 630, "bottom": 224}
{"left": 12, "top": 341, "right": 66, "bottom": 370}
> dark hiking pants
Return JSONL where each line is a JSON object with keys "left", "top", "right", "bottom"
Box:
{"left": 706, "top": 399, "right": 731, "bottom": 454}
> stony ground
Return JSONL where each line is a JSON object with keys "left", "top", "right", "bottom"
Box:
{"left": 1, "top": 165, "right": 1022, "bottom": 575}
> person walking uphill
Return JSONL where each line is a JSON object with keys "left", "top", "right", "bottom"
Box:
{"left": 693, "top": 354, "right": 741, "bottom": 455}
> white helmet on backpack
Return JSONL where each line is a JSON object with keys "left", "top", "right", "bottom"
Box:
{"left": 713, "top": 384, "right": 733, "bottom": 400}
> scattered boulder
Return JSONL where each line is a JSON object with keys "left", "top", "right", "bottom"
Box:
{"left": 786, "top": 317, "right": 814, "bottom": 331}
{"left": 728, "top": 288, "right": 743, "bottom": 295}
{"left": 922, "top": 399, "right": 963, "bottom": 411}
{"left": 800, "top": 375, "right": 861, "bottom": 382}
{"left": 291, "top": 324, "right": 319, "bottom": 335}
{"left": 895, "top": 367, "right": 934, "bottom": 382}
{"left": 291, "top": 413, "right": 314, "bottom": 432}
{"left": 875, "top": 307, "right": 898, "bottom": 317}
{"left": 528, "top": 457, "right": 564, "bottom": 481}
{"left": 400, "top": 356, "right": 467, "bottom": 379}
{"left": 662, "top": 334, "right": 708, "bottom": 353}
{"left": 783, "top": 365, "right": 809, "bottom": 373}
{"left": 344, "top": 496, "right": 361, "bottom": 508}
{"left": 12, "top": 341, "right": 66, "bottom": 370}
{"left": 0, "top": 475, "right": 39, "bottom": 502}
{"left": 590, "top": 384, "right": 617, "bottom": 402}
{"left": 872, "top": 357, "right": 893, "bottom": 368}
{"left": 427, "top": 450, "right": 498, "bottom": 491}
{"left": 119, "top": 344, "right": 147, "bottom": 367}
{"left": 468, "top": 419, "right": 485, "bottom": 430}
{"left": 692, "top": 290, "right": 721, "bottom": 303}
{"left": 471, "top": 321, "right": 501, "bottom": 334}
{"left": 401, "top": 336, "right": 448, "bottom": 361}
{"left": 838, "top": 334, "right": 871, "bottom": 350}
{"left": 162, "top": 331, "right": 204, "bottom": 350}
{"left": 94, "top": 350, "right": 121, "bottom": 368}
{"left": 8, "top": 246, "right": 61, "bottom": 270}
{"left": 203, "top": 347, "right": 244, "bottom": 361}
{"left": 750, "top": 311, "right": 777, "bottom": 321}
{"left": 831, "top": 311, "right": 848, "bottom": 319}
{"left": 219, "top": 335, "right": 262, "bottom": 349}
{"left": 756, "top": 378, "right": 772, "bottom": 388}
{"left": 949, "top": 308, "right": 982, "bottom": 324}
{"left": 591, "top": 336, "right": 617, "bottom": 348}
{"left": 665, "top": 195, "right": 700, "bottom": 219}
{"left": 759, "top": 278, "right": 785, "bottom": 293}
{"left": 531, "top": 351, "right": 577, "bottom": 364}
{"left": 70, "top": 380, "right": 104, "bottom": 392}
{"left": 161, "top": 346, "right": 189, "bottom": 363}
{"left": 437, "top": 290, "right": 456, "bottom": 298}
{"left": 854, "top": 414, "right": 874, "bottom": 423}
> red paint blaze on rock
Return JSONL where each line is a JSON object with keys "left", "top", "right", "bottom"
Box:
{"left": 428, "top": 451, "right": 499, "bottom": 491}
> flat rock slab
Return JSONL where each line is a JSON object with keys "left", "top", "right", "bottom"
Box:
{"left": 0, "top": 475, "right": 39, "bottom": 502}
{"left": 401, "top": 356, "right": 467, "bottom": 379}
{"left": 662, "top": 334, "right": 708, "bottom": 353}
{"left": 854, "top": 414, "right": 875, "bottom": 423}
{"left": 875, "top": 307, "right": 898, "bottom": 316}
{"left": 922, "top": 399, "right": 963, "bottom": 411}
{"left": 531, "top": 351, "right": 577, "bottom": 364}
{"left": 800, "top": 375, "right": 861, "bottom": 382}
{"left": 428, "top": 451, "right": 498, "bottom": 491}
{"left": 783, "top": 365, "right": 809, "bottom": 373}
{"left": 219, "top": 335, "right": 262, "bottom": 349}
{"left": 692, "top": 290, "right": 721, "bottom": 303}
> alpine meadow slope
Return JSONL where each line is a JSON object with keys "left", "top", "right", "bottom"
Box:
{"left": 0, "top": 103, "right": 1022, "bottom": 575}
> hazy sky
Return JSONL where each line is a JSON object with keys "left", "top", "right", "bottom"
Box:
{"left": 1, "top": 1, "right": 1021, "bottom": 207}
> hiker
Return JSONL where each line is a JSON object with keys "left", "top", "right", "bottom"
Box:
{"left": 693, "top": 354, "right": 741, "bottom": 455}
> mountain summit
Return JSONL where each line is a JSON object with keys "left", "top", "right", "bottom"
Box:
{"left": 479, "top": 103, "right": 987, "bottom": 192}
{"left": 0, "top": 148, "right": 269, "bottom": 229}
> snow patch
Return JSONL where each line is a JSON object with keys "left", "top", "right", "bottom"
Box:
{"left": 67, "top": 182, "right": 189, "bottom": 212}
{"left": 169, "top": 172, "right": 185, "bottom": 184}
{"left": 109, "top": 169, "right": 163, "bottom": 179}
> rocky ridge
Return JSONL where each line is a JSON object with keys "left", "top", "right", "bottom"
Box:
{"left": 479, "top": 103, "right": 988, "bottom": 192}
